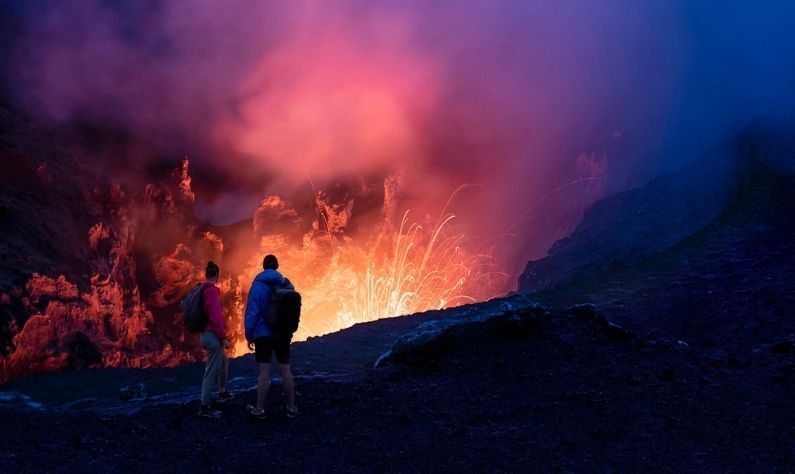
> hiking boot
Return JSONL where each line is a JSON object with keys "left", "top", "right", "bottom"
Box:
{"left": 246, "top": 404, "right": 266, "bottom": 420}
{"left": 212, "top": 390, "right": 235, "bottom": 404}
{"left": 286, "top": 406, "right": 299, "bottom": 419}
{"left": 197, "top": 406, "right": 222, "bottom": 418}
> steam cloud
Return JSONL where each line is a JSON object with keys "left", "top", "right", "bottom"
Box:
{"left": 3, "top": 0, "right": 795, "bottom": 268}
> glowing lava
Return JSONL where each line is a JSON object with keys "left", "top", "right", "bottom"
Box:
{"left": 233, "top": 190, "right": 510, "bottom": 356}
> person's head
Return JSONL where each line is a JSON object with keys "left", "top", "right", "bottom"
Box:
{"left": 205, "top": 261, "right": 220, "bottom": 281}
{"left": 263, "top": 254, "right": 279, "bottom": 271}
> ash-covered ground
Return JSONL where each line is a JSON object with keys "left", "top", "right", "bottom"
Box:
{"left": 0, "top": 297, "right": 792, "bottom": 472}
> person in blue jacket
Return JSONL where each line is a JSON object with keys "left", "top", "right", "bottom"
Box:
{"left": 244, "top": 254, "right": 298, "bottom": 419}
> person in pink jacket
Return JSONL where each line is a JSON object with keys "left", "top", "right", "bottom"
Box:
{"left": 197, "top": 261, "right": 234, "bottom": 418}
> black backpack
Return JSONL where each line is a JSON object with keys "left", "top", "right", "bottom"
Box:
{"left": 264, "top": 279, "right": 301, "bottom": 335}
{"left": 181, "top": 283, "right": 209, "bottom": 333}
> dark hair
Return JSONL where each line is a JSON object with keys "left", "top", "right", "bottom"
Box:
{"left": 205, "top": 261, "right": 220, "bottom": 279}
{"left": 263, "top": 254, "right": 279, "bottom": 270}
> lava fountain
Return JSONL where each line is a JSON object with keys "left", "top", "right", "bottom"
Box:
{"left": 232, "top": 181, "right": 511, "bottom": 355}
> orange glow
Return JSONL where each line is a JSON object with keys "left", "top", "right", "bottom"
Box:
{"left": 233, "top": 190, "right": 510, "bottom": 356}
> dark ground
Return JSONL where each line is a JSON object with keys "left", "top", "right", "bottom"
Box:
{"left": 1, "top": 296, "right": 793, "bottom": 473}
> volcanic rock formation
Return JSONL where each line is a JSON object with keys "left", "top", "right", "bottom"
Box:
{"left": 521, "top": 124, "right": 795, "bottom": 352}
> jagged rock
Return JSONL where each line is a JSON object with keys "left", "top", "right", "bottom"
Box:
{"left": 148, "top": 244, "right": 197, "bottom": 308}
{"left": 0, "top": 113, "right": 217, "bottom": 381}
{"left": 88, "top": 222, "right": 113, "bottom": 253}
{"left": 26, "top": 274, "right": 80, "bottom": 306}
{"left": 87, "top": 184, "right": 129, "bottom": 218}
{"left": 252, "top": 196, "right": 301, "bottom": 235}
{"left": 170, "top": 156, "right": 195, "bottom": 208}
{"left": 384, "top": 300, "right": 544, "bottom": 368}
{"left": 137, "top": 160, "right": 199, "bottom": 224}
{"left": 200, "top": 231, "right": 224, "bottom": 256}
{"left": 140, "top": 183, "right": 180, "bottom": 222}
{"left": 0, "top": 265, "right": 174, "bottom": 382}
{"left": 0, "top": 155, "right": 215, "bottom": 381}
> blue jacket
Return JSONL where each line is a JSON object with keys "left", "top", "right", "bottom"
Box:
{"left": 244, "top": 269, "right": 286, "bottom": 341}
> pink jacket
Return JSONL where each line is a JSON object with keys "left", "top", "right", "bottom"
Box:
{"left": 202, "top": 284, "right": 226, "bottom": 341}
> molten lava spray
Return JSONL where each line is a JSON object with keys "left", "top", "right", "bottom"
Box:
{"left": 230, "top": 180, "right": 511, "bottom": 355}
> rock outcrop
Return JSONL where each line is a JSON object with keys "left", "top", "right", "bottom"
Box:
{"left": 0, "top": 134, "right": 222, "bottom": 381}
{"left": 519, "top": 156, "right": 739, "bottom": 293}
{"left": 519, "top": 127, "right": 795, "bottom": 353}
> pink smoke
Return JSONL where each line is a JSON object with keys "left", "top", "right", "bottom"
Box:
{"left": 7, "top": 0, "right": 689, "bottom": 271}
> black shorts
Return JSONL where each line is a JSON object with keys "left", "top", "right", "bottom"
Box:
{"left": 254, "top": 336, "right": 291, "bottom": 364}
